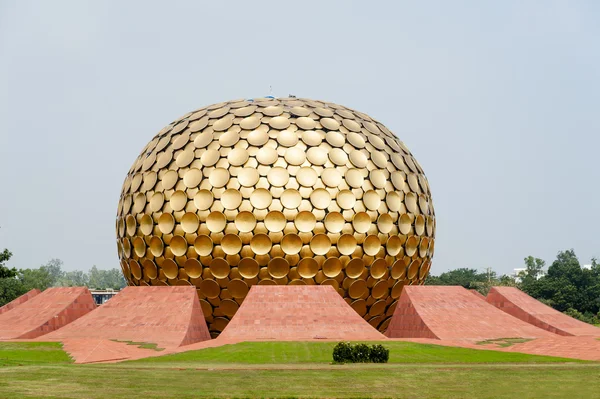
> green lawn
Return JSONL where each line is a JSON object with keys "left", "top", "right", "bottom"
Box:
{"left": 0, "top": 341, "right": 598, "bottom": 398}
{"left": 0, "top": 342, "right": 72, "bottom": 366}
{"left": 131, "top": 341, "right": 582, "bottom": 365}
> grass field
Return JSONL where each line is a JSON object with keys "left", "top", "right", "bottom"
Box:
{"left": 0, "top": 341, "right": 598, "bottom": 398}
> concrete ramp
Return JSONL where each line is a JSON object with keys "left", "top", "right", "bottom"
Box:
{"left": 0, "top": 289, "right": 41, "bottom": 315}
{"left": 487, "top": 286, "right": 600, "bottom": 337}
{"left": 44, "top": 286, "right": 210, "bottom": 348}
{"left": 0, "top": 287, "right": 96, "bottom": 339}
{"left": 385, "top": 286, "right": 553, "bottom": 341}
{"left": 219, "top": 285, "right": 385, "bottom": 340}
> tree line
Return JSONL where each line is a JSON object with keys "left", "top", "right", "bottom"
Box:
{"left": 426, "top": 249, "right": 600, "bottom": 325}
{"left": 0, "top": 249, "right": 125, "bottom": 306}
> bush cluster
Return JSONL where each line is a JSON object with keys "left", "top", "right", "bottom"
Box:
{"left": 332, "top": 342, "right": 389, "bottom": 363}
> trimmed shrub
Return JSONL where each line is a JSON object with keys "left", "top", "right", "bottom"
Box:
{"left": 369, "top": 344, "right": 390, "bottom": 363}
{"left": 352, "top": 343, "right": 371, "bottom": 363}
{"left": 332, "top": 342, "right": 389, "bottom": 364}
{"left": 332, "top": 342, "right": 353, "bottom": 363}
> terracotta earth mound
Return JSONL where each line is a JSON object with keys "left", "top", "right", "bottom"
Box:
{"left": 385, "top": 286, "right": 554, "bottom": 341}
{"left": 0, "top": 289, "right": 41, "bottom": 315}
{"left": 0, "top": 287, "right": 96, "bottom": 339}
{"left": 219, "top": 285, "right": 386, "bottom": 340}
{"left": 487, "top": 286, "right": 600, "bottom": 337}
{"left": 44, "top": 286, "right": 210, "bottom": 348}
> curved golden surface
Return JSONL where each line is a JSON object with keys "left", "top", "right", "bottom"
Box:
{"left": 116, "top": 97, "right": 436, "bottom": 337}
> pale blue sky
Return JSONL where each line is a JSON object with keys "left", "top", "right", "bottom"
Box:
{"left": 0, "top": 1, "right": 598, "bottom": 274}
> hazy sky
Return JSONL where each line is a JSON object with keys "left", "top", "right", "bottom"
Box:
{"left": 1, "top": 1, "right": 598, "bottom": 275}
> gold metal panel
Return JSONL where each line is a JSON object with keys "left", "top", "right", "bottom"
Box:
{"left": 117, "top": 97, "right": 436, "bottom": 335}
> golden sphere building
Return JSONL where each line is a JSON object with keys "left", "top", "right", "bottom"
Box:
{"left": 116, "top": 97, "right": 436, "bottom": 336}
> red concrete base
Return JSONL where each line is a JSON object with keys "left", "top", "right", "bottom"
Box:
{"left": 44, "top": 286, "right": 210, "bottom": 348}
{"left": 385, "top": 286, "right": 553, "bottom": 341}
{"left": 469, "top": 289, "right": 486, "bottom": 300}
{"left": 487, "top": 286, "right": 600, "bottom": 337}
{"left": 0, "top": 287, "right": 96, "bottom": 339}
{"left": 219, "top": 285, "right": 385, "bottom": 340}
{"left": 0, "top": 289, "right": 41, "bottom": 315}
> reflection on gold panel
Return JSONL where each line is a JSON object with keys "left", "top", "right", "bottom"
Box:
{"left": 117, "top": 97, "right": 435, "bottom": 335}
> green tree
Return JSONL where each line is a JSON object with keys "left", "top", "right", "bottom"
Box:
{"left": 0, "top": 277, "right": 27, "bottom": 307}
{"left": 57, "top": 270, "right": 89, "bottom": 287}
{"left": 0, "top": 249, "right": 17, "bottom": 279}
{"left": 87, "top": 266, "right": 126, "bottom": 290}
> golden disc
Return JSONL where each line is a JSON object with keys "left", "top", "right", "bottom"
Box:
{"left": 170, "top": 190, "right": 187, "bottom": 211}
{"left": 281, "top": 233, "right": 302, "bottom": 255}
{"left": 336, "top": 190, "right": 356, "bottom": 210}
{"left": 142, "top": 259, "right": 157, "bottom": 280}
{"left": 161, "top": 170, "right": 179, "bottom": 190}
{"left": 337, "top": 234, "right": 357, "bottom": 256}
{"left": 238, "top": 258, "right": 259, "bottom": 279}
{"left": 268, "top": 257, "right": 290, "bottom": 279}
{"left": 324, "top": 212, "right": 344, "bottom": 233}
{"left": 162, "top": 258, "right": 179, "bottom": 280}
{"left": 345, "top": 258, "right": 365, "bottom": 279}
{"left": 219, "top": 299, "right": 239, "bottom": 317}
{"left": 281, "top": 189, "right": 302, "bottom": 208}
{"left": 295, "top": 211, "right": 316, "bottom": 232}
{"left": 323, "top": 258, "right": 342, "bottom": 278}
{"left": 235, "top": 211, "right": 256, "bottom": 233}
{"left": 238, "top": 168, "right": 260, "bottom": 187}
{"left": 149, "top": 192, "right": 165, "bottom": 212}
{"left": 221, "top": 234, "right": 242, "bottom": 255}
{"left": 206, "top": 211, "right": 226, "bottom": 232}
{"left": 306, "top": 147, "right": 328, "bottom": 165}
{"left": 377, "top": 214, "right": 393, "bottom": 234}
{"left": 269, "top": 116, "right": 290, "bottom": 130}
{"left": 352, "top": 212, "right": 371, "bottom": 233}
{"left": 200, "top": 279, "right": 220, "bottom": 299}
{"left": 284, "top": 147, "right": 306, "bottom": 166}
{"left": 265, "top": 211, "right": 286, "bottom": 232}
{"left": 208, "top": 168, "right": 230, "bottom": 188}
{"left": 170, "top": 235, "right": 188, "bottom": 256}
{"left": 298, "top": 258, "right": 319, "bottom": 278}
{"left": 240, "top": 116, "right": 261, "bottom": 130}
{"left": 386, "top": 236, "right": 402, "bottom": 256}
{"left": 320, "top": 117, "right": 340, "bottom": 131}
{"left": 221, "top": 189, "right": 242, "bottom": 210}
{"left": 372, "top": 280, "right": 389, "bottom": 299}
{"left": 296, "top": 116, "right": 316, "bottom": 130}
{"left": 247, "top": 129, "right": 269, "bottom": 146}
{"left": 140, "top": 214, "right": 153, "bottom": 235}
{"left": 391, "top": 259, "right": 407, "bottom": 279}
{"left": 349, "top": 150, "right": 368, "bottom": 168}
{"left": 310, "top": 234, "right": 331, "bottom": 255}
{"left": 370, "top": 259, "right": 387, "bottom": 279}
{"left": 369, "top": 299, "right": 387, "bottom": 316}
{"left": 227, "top": 148, "right": 249, "bottom": 166}
{"left": 250, "top": 188, "right": 272, "bottom": 209}
{"left": 267, "top": 167, "right": 290, "bottom": 187}
{"left": 407, "top": 259, "right": 421, "bottom": 279}
{"left": 129, "top": 260, "right": 142, "bottom": 280}
{"left": 194, "top": 189, "right": 213, "bottom": 210}
{"left": 194, "top": 234, "right": 213, "bottom": 256}
{"left": 296, "top": 167, "right": 318, "bottom": 187}
{"left": 149, "top": 236, "right": 164, "bottom": 257}
{"left": 363, "top": 235, "right": 381, "bottom": 256}
{"left": 405, "top": 235, "right": 419, "bottom": 257}
{"left": 193, "top": 130, "right": 212, "bottom": 147}
{"left": 125, "top": 215, "right": 136, "bottom": 236}
{"left": 200, "top": 149, "right": 220, "bottom": 167}
{"left": 302, "top": 130, "right": 322, "bottom": 146}
{"left": 132, "top": 236, "right": 146, "bottom": 257}
{"left": 158, "top": 213, "right": 175, "bottom": 234}
{"left": 184, "top": 258, "right": 202, "bottom": 279}
{"left": 399, "top": 214, "right": 412, "bottom": 235}
{"left": 181, "top": 212, "right": 199, "bottom": 234}
{"left": 228, "top": 279, "right": 249, "bottom": 298}
{"left": 250, "top": 234, "right": 272, "bottom": 255}
{"left": 210, "top": 258, "right": 230, "bottom": 279}
{"left": 349, "top": 279, "right": 368, "bottom": 299}
{"left": 257, "top": 147, "right": 278, "bottom": 165}
{"left": 351, "top": 299, "right": 367, "bottom": 317}
{"left": 321, "top": 168, "right": 342, "bottom": 187}
{"left": 346, "top": 168, "right": 364, "bottom": 188}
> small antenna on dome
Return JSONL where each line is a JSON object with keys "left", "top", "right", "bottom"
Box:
{"left": 269, "top": 85, "right": 272, "bottom": 95}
